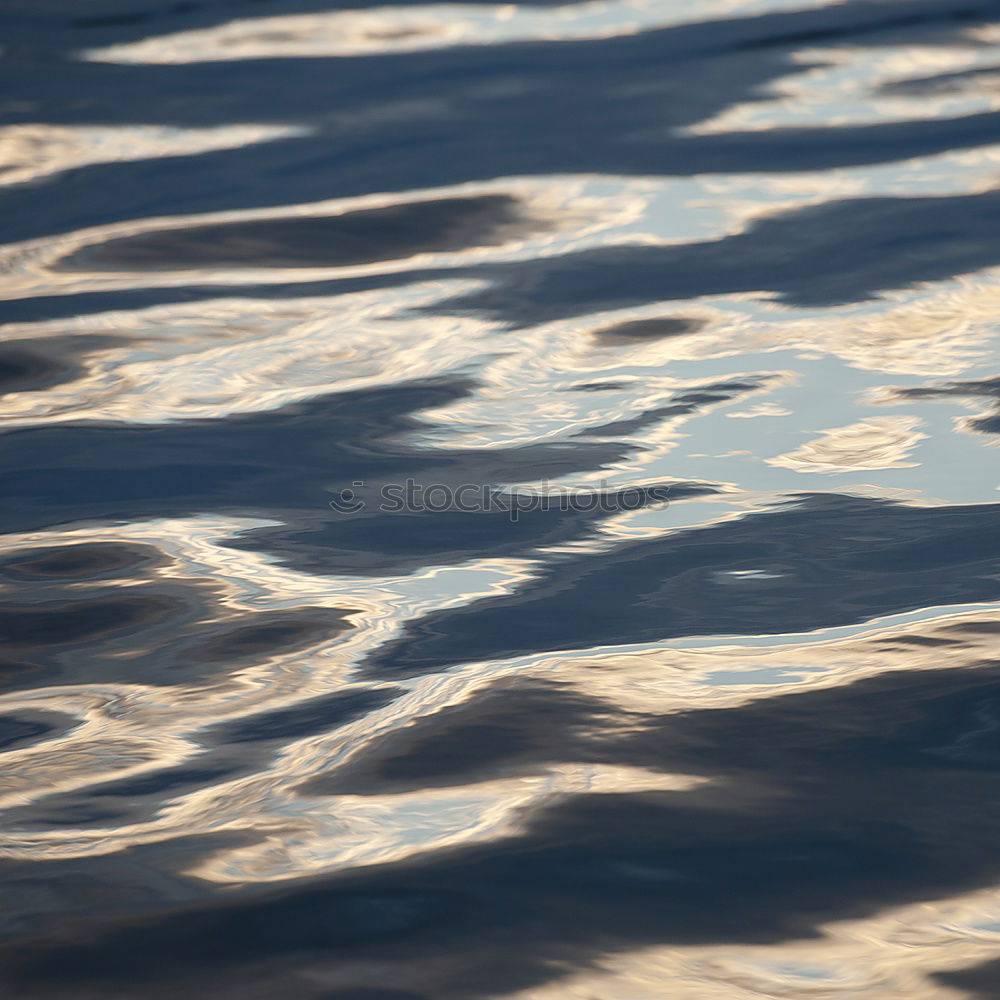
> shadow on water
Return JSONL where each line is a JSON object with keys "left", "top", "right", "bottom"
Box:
{"left": 3, "top": 0, "right": 1000, "bottom": 995}
{"left": 8, "top": 183, "right": 1000, "bottom": 333}
{"left": 366, "top": 493, "right": 1000, "bottom": 675}
{"left": 436, "top": 187, "right": 1000, "bottom": 325}
{"left": 56, "top": 195, "right": 543, "bottom": 271}
{"left": 1, "top": 0, "right": 998, "bottom": 244}
{"left": 7, "top": 661, "right": 1000, "bottom": 996}
{"left": 0, "top": 337, "right": 124, "bottom": 396}
{"left": 0, "top": 375, "right": 725, "bottom": 576}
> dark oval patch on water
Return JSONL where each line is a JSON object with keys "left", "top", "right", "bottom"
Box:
{"left": 190, "top": 608, "right": 359, "bottom": 665}
{"left": 0, "top": 350, "right": 70, "bottom": 395}
{"left": 0, "top": 542, "right": 163, "bottom": 581}
{"left": 0, "top": 336, "right": 119, "bottom": 396}
{"left": 593, "top": 316, "right": 707, "bottom": 342}
{"left": 57, "top": 195, "right": 542, "bottom": 271}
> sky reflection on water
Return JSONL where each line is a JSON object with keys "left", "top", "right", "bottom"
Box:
{"left": 1, "top": 0, "right": 1000, "bottom": 997}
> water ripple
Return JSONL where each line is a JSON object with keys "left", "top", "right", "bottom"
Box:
{"left": 2, "top": 0, "right": 1000, "bottom": 996}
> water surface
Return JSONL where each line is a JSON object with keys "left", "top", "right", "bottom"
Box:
{"left": 2, "top": 0, "right": 1000, "bottom": 996}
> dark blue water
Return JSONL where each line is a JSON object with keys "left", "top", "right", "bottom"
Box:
{"left": 1, "top": 0, "right": 1000, "bottom": 996}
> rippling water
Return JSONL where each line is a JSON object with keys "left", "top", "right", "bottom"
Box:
{"left": 2, "top": 0, "right": 1000, "bottom": 996}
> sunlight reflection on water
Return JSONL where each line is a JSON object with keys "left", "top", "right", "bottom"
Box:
{"left": 1, "top": 0, "right": 1000, "bottom": 996}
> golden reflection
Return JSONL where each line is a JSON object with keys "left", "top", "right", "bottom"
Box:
{"left": 726, "top": 402, "right": 792, "bottom": 418}
{"left": 0, "top": 285, "right": 498, "bottom": 427}
{"left": 4, "top": 0, "right": 1000, "bottom": 994}
{"left": 570, "top": 274, "right": 1000, "bottom": 378}
{"left": 684, "top": 36, "right": 1000, "bottom": 136}
{"left": 4, "top": 598, "right": 990, "bottom": 868}
{"left": 188, "top": 769, "right": 710, "bottom": 884}
{"left": 0, "top": 123, "right": 306, "bottom": 188}
{"left": 766, "top": 415, "right": 928, "bottom": 473}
